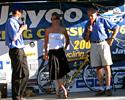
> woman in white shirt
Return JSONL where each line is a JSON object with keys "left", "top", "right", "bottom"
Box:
{"left": 44, "top": 12, "right": 70, "bottom": 99}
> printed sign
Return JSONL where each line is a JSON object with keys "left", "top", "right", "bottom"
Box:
{"left": 0, "top": 2, "right": 125, "bottom": 95}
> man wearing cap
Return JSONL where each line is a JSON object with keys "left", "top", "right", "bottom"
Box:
{"left": 83, "top": 6, "right": 119, "bottom": 96}
{"left": 5, "top": 9, "right": 29, "bottom": 100}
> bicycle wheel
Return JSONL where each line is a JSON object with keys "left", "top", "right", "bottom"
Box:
{"left": 83, "top": 64, "right": 98, "bottom": 91}
{"left": 37, "top": 64, "right": 55, "bottom": 94}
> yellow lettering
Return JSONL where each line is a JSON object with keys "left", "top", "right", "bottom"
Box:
{"left": 66, "top": 51, "right": 85, "bottom": 60}
{"left": 66, "top": 53, "right": 72, "bottom": 58}
{"left": 85, "top": 41, "right": 91, "bottom": 49}
{"left": 23, "top": 30, "right": 33, "bottom": 39}
{"left": 74, "top": 40, "right": 79, "bottom": 50}
{"left": 80, "top": 40, "right": 85, "bottom": 49}
{"left": 69, "top": 27, "right": 78, "bottom": 36}
{"left": 66, "top": 27, "right": 84, "bottom": 37}
{"left": 119, "top": 25, "right": 125, "bottom": 34}
{"left": 73, "top": 40, "right": 91, "bottom": 50}
{"left": 1, "top": 31, "right": 5, "bottom": 40}
{"left": 77, "top": 27, "right": 83, "bottom": 36}
{"left": 25, "top": 52, "right": 36, "bottom": 56}
{"left": 36, "top": 29, "right": 45, "bottom": 39}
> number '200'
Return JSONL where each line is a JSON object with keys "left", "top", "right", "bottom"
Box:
{"left": 74, "top": 40, "right": 91, "bottom": 50}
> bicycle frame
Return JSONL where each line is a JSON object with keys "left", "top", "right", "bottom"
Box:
{"left": 66, "top": 52, "right": 90, "bottom": 89}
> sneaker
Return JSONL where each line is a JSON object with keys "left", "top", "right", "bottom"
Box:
{"left": 95, "top": 90, "right": 105, "bottom": 96}
{"left": 105, "top": 89, "right": 112, "bottom": 96}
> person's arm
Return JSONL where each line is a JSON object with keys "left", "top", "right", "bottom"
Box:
{"left": 104, "top": 18, "right": 119, "bottom": 46}
{"left": 63, "top": 28, "right": 70, "bottom": 50}
{"left": 8, "top": 20, "right": 27, "bottom": 41}
{"left": 44, "top": 29, "right": 49, "bottom": 60}
{"left": 107, "top": 26, "right": 119, "bottom": 46}
{"left": 14, "top": 25, "right": 27, "bottom": 41}
{"left": 111, "top": 26, "right": 119, "bottom": 39}
{"left": 82, "top": 21, "right": 91, "bottom": 42}
{"left": 85, "top": 25, "right": 92, "bottom": 42}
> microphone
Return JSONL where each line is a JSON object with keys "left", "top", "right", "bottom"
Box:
{"left": 20, "top": 17, "right": 27, "bottom": 30}
{"left": 88, "top": 19, "right": 93, "bottom": 32}
{"left": 21, "top": 17, "right": 25, "bottom": 25}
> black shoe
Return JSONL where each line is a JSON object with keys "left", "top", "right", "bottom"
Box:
{"left": 95, "top": 90, "right": 105, "bottom": 96}
{"left": 105, "top": 89, "right": 112, "bottom": 96}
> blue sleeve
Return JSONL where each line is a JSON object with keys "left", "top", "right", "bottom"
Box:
{"left": 8, "top": 20, "right": 18, "bottom": 41}
{"left": 104, "top": 18, "right": 118, "bottom": 30}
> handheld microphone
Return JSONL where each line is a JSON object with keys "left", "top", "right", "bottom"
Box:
{"left": 20, "top": 17, "right": 27, "bottom": 30}
{"left": 21, "top": 17, "right": 25, "bottom": 25}
{"left": 88, "top": 19, "right": 94, "bottom": 32}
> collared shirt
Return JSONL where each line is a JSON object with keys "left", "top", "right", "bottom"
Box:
{"left": 83, "top": 16, "right": 118, "bottom": 41}
{"left": 5, "top": 16, "right": 24, "bottom": 48}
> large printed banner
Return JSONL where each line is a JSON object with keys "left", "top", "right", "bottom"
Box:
{"left": 0, "top": 2, "right": 125, "bottom": 94}
{"left": 0, "top": 2, "right": 125, "bottom": 59}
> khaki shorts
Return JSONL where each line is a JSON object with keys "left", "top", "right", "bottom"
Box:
{"left": 90, "top": 41, "right": 113, "bottom": 67}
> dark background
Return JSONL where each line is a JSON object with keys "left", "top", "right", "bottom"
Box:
{"left": 0, "top": 0, "right": 124, "bottom": 6}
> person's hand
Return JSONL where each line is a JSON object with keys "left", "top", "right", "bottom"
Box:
{"left": 85, "top": 35, "right": 90, "bottom": 42}
{"left": 43, "top": 54, "right": 48, "bottom": 60}
{"left": 88, "top": 25, "right": 93, "bottom": 32}
{"left": 85, "top": 27, "right": 91, "bottom": 42}
{"left": 20, "top": 24, "right": 27, "bottom": 31}
{"left": 107, "top": 38, "right": 115, "bottom": 46}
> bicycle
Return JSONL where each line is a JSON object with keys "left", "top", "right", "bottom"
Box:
{"left": 37, "top": 51, "right": 125, "bottom": 94}
{"left": 37, "top": 51, "right": 98, "bottom": 93}
{"left": 65, "top": 51, "right": 98, "bottom": 92}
